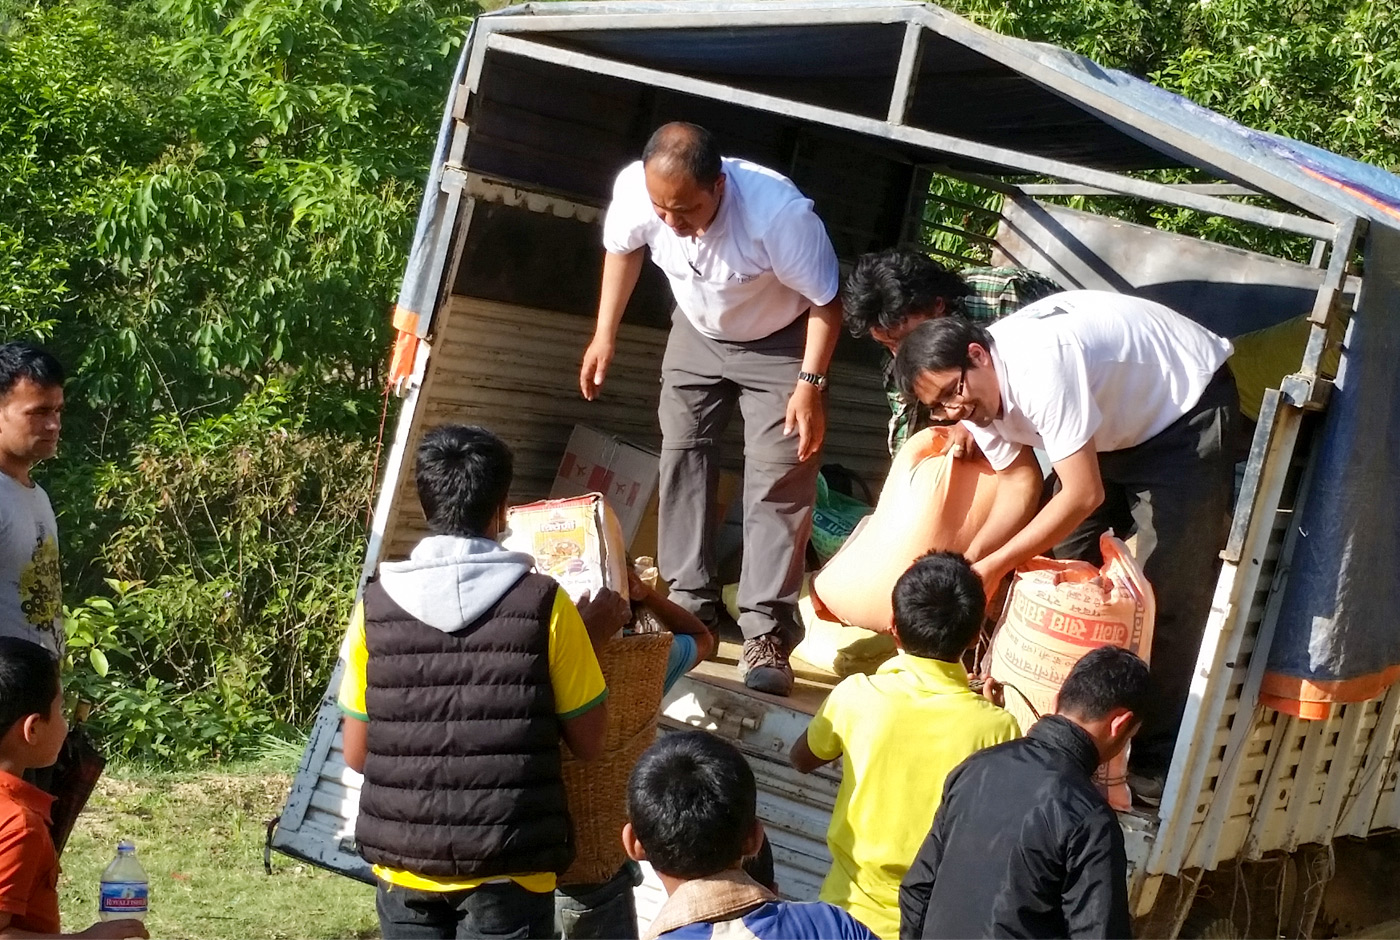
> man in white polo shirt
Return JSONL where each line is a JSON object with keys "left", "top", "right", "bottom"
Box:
{"left": 892, "top": 291, "right": 1240, "bottom": 799}
{"left": 579, "top": 123, "right": 841, "bottom": 696}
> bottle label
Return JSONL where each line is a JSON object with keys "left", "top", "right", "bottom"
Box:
{"left": 99, "top": 881, "right": 149, "bottom": 915}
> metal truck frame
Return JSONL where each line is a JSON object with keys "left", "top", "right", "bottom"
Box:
{"left": 271, "top": 3, "right": 1400, "bottom": 935}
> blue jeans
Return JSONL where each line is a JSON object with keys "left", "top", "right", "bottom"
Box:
{"left": 554, "top": 862, "right": 641, "bottom": 939}
{"left": 376, "top": 880, "right": 555, "bottom": 940}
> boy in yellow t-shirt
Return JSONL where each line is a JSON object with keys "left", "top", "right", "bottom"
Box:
{"left": 338, "top": 425, "right": 629, "bottom": 940}
{"left": 790, "top": 552, "right": 1020, "bottom": 939}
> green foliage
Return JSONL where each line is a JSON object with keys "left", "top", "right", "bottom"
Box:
{"left": 63, "top": 383, "right": 375, "bottom": 765}
{"left": 1, "top": 0, "right": 471, "bottom": 763}
{"left": 935, "top": 0, "right": 1400, "bottom": 261}
{"left": 919, "top": 174, "right": 1006, "bottom": 265}
{"left": 2, "top": 0, "right": 476, "bottom": 414}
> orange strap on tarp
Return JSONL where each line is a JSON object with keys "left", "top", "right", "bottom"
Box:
{"left": 366, "top": 304, "right": 424, "bottom": 530}
{"left": 387, "top": 305, "right": 423, "bottom": 386}
{"left": 388, "top": 332, "right": 420, "bottom": 386}
{"left": 1299, "top": 165, "right": 1400, "bottom": 224}
{"left": 1260, "top": 664, "right": 1400, "bottom": 721}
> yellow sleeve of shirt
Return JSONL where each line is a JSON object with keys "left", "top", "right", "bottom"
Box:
{"left": 805, "top": 677, "right": 855, "bottom": 761}
{"left": 548, "top": 588, "right": 607, "bottom": 719}
{"left": 336, "top": 602, "right": 369, "bottom": 721}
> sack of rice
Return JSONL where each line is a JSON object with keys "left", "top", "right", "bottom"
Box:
{"left": 987, "top": 533, "right": 1155, "bottom": 810}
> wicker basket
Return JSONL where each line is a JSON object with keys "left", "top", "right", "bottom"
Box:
{"left": 559, "top": 631, "right": 674, "bottom": 886}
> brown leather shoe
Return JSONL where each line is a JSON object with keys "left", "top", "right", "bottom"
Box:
{"left": 740, "top": 631, "right": 794, "bottom": 696}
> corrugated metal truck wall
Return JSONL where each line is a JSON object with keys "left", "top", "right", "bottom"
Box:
{"left": 380, "top": 293, "right": 891, "bottom": 561}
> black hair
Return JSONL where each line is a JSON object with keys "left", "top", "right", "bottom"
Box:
{"left": 0, "top": 342, "right": 65, "bottom": 399}
{"left": 891, "top": 316, "right": 994, "bottom": 401}
{"left": 1057, "top": 646, "right": 1151, "bottom": 721}
{"left": 413, "top": 424, "right": 513, "bottom": 538}
{"left": 841, "top": 249, "right": 971, "bottom": 337}
{"left": 0, "top": 638, "right": 61, "bottom": 741}
{"left": 627, "top": 731, "right": 757, "bottom": 878}
{"left": 891, "top": 551, "right": 985, "bottom": 661}
{"left": 642, "top": 122, "right": 723, "bottom": 189}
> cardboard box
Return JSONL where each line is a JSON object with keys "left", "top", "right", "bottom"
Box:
{"left": 502, "top": 494, "right": 629, "bottom": 607}
{"left": 550, "top": 426, "right": 660, "bottom": 548}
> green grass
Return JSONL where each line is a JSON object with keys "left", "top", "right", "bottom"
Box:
{"left": 57, "top": 754, "right": 378, "bottom": 940}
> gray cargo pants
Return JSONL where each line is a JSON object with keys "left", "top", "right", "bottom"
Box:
{"left": 657, "top": 311, "right": 819, "bottom": 642}
{"left": 1055, "top": 365, "right": 1242, "bottom": 773}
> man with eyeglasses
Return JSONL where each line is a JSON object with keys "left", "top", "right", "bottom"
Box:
{"left": 891, "top": 290, "right": 1239, "bottom": 804}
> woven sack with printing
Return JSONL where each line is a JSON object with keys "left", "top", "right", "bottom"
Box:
{"left": 987, "top": 533, "right": 1155, "bottom": 811}
{"left": 559, "top": 631, "right": 673, "bottom": 886}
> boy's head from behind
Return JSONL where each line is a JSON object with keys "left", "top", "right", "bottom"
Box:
{"left": 624, "top": 731, "right": 762, "bottom": 879}
{"left": 1055, "top": 645, "right": 1150, "bottom": 762}
{"left": 415, "top": 425, "right": 513, "bottom": 538}
{"left": 0, "top": 638, "right": 65, "bottom": 771}
{"left": 890, "top": 551, "right": 985, "bottom": 661}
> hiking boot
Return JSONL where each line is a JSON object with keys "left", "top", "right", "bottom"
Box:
{"left": 741, "top": 631, "right": 794, "bottom": 696}
{"left": 1128, "top": 771, "right": 1165, "bottom": 808}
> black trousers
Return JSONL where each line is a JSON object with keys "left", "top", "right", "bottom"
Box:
{"left": 1055, "top": 366, "right": 1241, "bottom": 772}
{"left": 376, "top": 880, "right": 555, "bottom": 940}
{"left": 554, "top": 863, "right": 641, "bottom": 940}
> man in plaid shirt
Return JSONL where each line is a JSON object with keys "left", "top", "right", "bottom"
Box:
{"left": 841, "top": 249, "right": 1060, "bottom": 455}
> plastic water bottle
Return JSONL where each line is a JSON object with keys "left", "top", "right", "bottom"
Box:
{"left": 98, "top": 840, "right": 149, "bottom": 922}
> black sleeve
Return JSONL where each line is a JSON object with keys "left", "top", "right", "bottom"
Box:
{"left": 1061, "top": 808, "right": 1132, "bottom": 939}
{"left": 899, "top": 768, "right": 957, "bottom": 939}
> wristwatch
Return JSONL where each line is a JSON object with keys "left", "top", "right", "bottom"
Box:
{"left": 798, "top": 371, "right": 828, "bottom": 390}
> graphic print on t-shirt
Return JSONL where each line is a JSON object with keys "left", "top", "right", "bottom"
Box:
{"left": 19, "top": 532, "right": 61, "bottom": 647}
{"left": 0, "top": 475, "right": 65, "bottom": 655}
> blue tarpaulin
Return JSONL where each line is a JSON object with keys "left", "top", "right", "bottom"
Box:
{"left": 1261, "top": 224, "right": 1400, "bottom": 718}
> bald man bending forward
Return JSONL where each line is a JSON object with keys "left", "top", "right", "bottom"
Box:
{"left": 580, "top": 123, "right": 842, "bottom": 696}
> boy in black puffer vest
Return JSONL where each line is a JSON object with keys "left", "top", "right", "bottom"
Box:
{"left": 339, "top": 424, "right": 630, "bottom": 940}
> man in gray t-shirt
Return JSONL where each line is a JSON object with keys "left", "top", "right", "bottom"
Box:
{"left": 0, "top": 342, "right": 66, "bottom": 656}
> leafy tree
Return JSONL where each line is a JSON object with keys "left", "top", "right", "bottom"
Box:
{"left": 946, "top": 0, "right": 1398, "bottom": 165}
{"left": 933, "top": 0, "right": 1400, "bottom": 261}
{"left": 2, "top": 0, "right": 475, "bottom": 763}
{"left": 4, "top": 0, "right": 476, "bottom": 417}
{"left": 64, "top": 381, "right": 376, "bottom": 761}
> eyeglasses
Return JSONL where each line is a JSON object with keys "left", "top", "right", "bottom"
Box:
{"left": 927, "top": 366, "right": 968, "bottom": 417}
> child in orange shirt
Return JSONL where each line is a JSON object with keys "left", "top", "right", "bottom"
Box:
{"left": 0, "top": 637, "right": 146, "bottom": 939}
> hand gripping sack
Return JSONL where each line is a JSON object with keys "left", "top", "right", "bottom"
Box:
{"left": 987, "top": 534, "right": 1156, "bottom": 811}
{"left": 810, "top": 427, "right": 1000, "bottom": 632}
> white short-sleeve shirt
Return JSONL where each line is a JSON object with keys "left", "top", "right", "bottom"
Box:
{"left": 602, "top": 157, "right": 840, "bottom": 342}
{"left": 966, "top": 291, "right": 1235, "bottom": 471}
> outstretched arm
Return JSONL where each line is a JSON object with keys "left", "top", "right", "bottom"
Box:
{"left": 964, "top": 445, "right": 1043, "bottom": 565}
{"left": 790, "top": 729, "right": 838, "bottom": 773}
{"left": 0, "top": 914, "right": 149, "bottom": 938}
{"left": 559, "top": 702, "right": 609, "bottom": 762}
{"left": 630, "top": 571, "right": 716, "bottom": 663}
{"left": 580, "top": 249, "right": 644, "bottom": 400}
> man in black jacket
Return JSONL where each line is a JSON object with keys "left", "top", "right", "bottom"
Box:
{"left": 899, "top": 646, "right": 1150, "bottom": 939}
